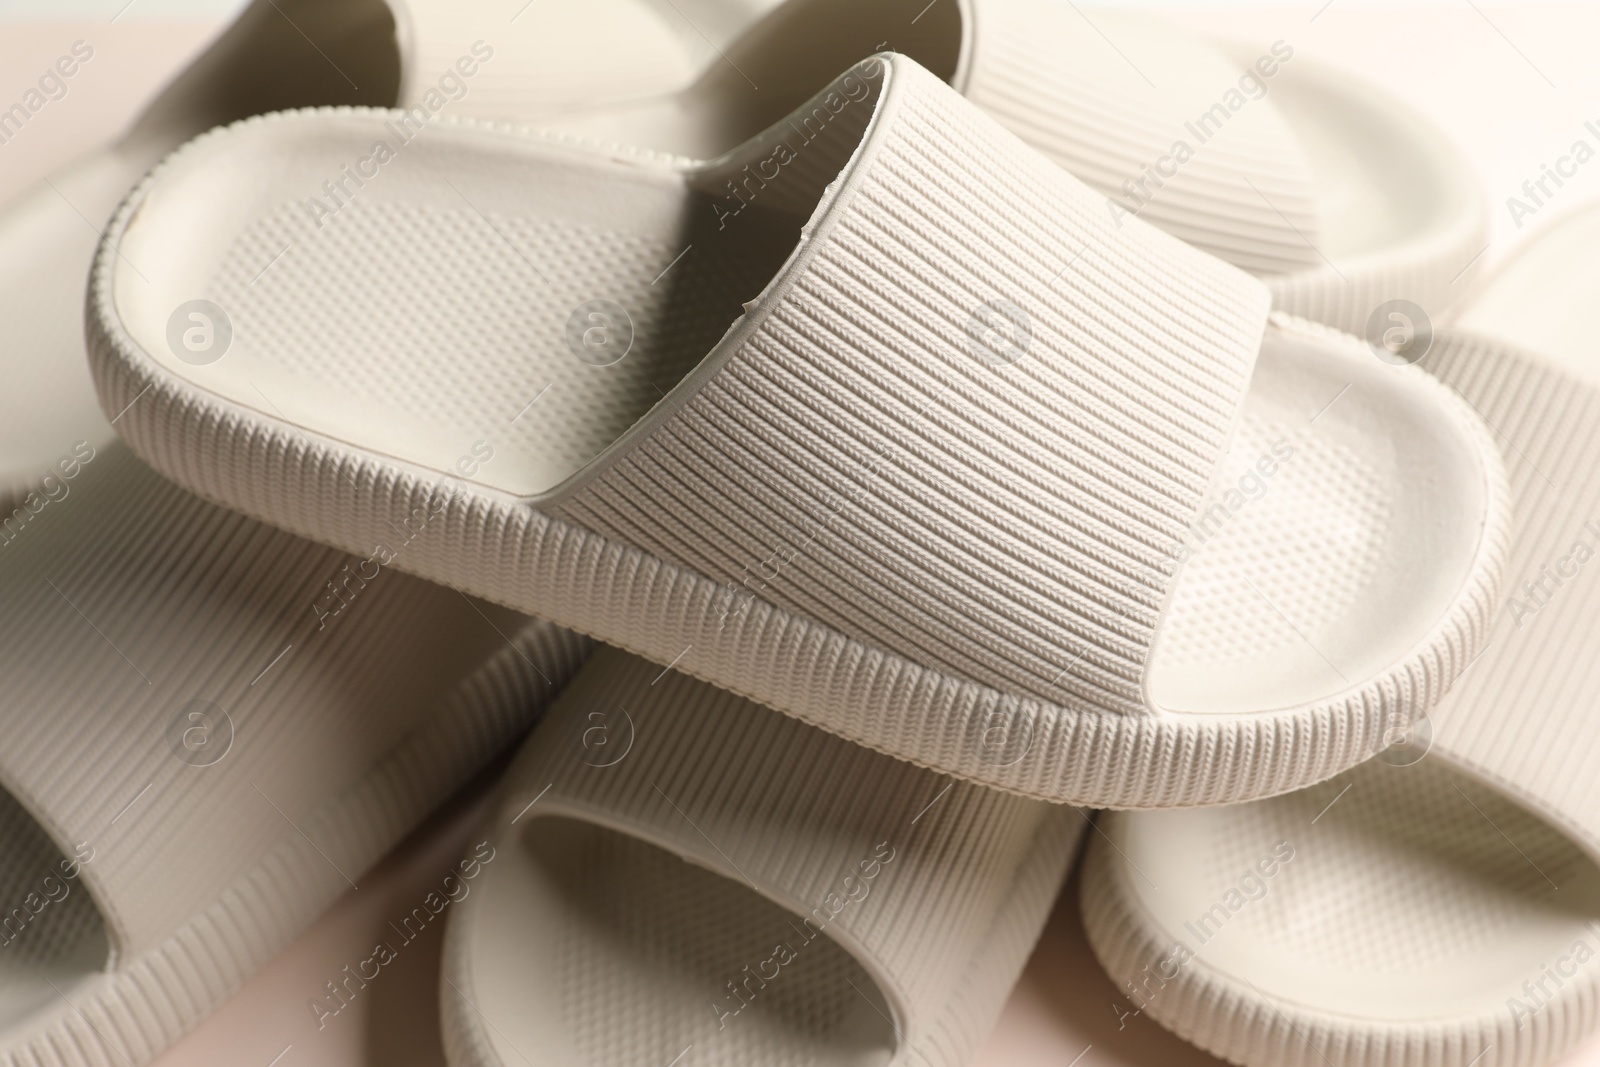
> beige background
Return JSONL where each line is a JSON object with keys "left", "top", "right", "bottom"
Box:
{"left": 3, "top": 4, "right": 1599, "bottom": 1065}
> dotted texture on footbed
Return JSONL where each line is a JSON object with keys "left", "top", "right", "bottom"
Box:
{"left": 211, "top": 198, "right": 764, "bottom": 491}
{"left": 89, "top": 61, "right": 1507, "bottom": 810}
{"left": 556, "top": 828, "right": 878, "bottom": 1067}
{"left": 1215, "top": 762, "right": 1590, "bottom": 974}
{"left": 1159, "top": 410, "right": 1391, "bottom": 667}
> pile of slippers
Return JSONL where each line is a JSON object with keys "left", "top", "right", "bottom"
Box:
{"left": 1, "top": 0, "right": 1596, "bottom": 1065}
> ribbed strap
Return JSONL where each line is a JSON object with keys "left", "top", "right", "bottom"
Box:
{"left": 962, "top": 0, "right": 1321, "bottom": 276}
{"left": 500, "top": 647, "right": 1077, "bottom": 1067}
{"left": 0, "top": 443, "right": 588, "bottom": 962}
{"left": 1423, "top": 333, "right": 1600, "bottom": 864}
{"left": 552, "top": 57, "right": 1271, "bottom": 711}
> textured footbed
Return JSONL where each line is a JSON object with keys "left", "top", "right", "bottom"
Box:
{"left": 1454, "top": 201, "right": 1600, "bottom": 387}
{"left": 0, "top": 0, "right": 708, "bottom": 505}
{"left": 110, "top": 106, "right": 1492, "bottom": 721}
{"left": 1150, "top": 323, "right": 1488, "bottom": 715}
{"left": 465, "top": 818, "right": 897, "bottom": 1067}
{"left": 1082, "top": 207, "right": 1600, "bottom": 1067}
{"left": 1086, "top": 760, "right": 1600, "bottom": 1051}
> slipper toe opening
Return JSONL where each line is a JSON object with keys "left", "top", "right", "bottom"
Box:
{"left": 1149, "top": 321, "right": 1500, "bottom": 717}
{"left": 459, "top": 814, "right": 898, "bottom": 1067}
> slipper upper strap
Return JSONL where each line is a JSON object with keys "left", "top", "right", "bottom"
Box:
{"left": 552, "top": 55, "right": 1273, "bottom": 714}
{"left": 0, "top": 446, "right": 584, "bottom": 963}
{"left": 1425, "top": 333, "right": 1600, "bottom": 865}
{"left": 500, "top": 647, "right": 1077, "bottom": 1066}
{"left": 961, "top": 0, "right": 1324, "bottom": 276}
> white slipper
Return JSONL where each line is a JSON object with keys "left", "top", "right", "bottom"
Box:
{"left": 89, "top": 54, "right": 1508, "bottom": 809}
{"left": 439, "top": 645, "right": 1080, "bottom": 1067}
{"left": 532, "top": 0, "right": 1486, "bottom": 334}
{"left": 0, "top": 0, "right": 713, "bottom": 513}
{"left": 0, "top": 436, "right": 590, "bottom": 1066}
{"left": 1080, "top": 206, "right": 1600, "bottom": 1067}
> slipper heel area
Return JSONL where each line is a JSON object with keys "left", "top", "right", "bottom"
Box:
{"left": 1084, "top": 761, "right": 1600, "bottom": 1067}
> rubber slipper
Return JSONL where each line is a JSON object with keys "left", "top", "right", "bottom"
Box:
{"left": 0, "top": 437, "right": 589, "bottom": 1066}
{"left": 438, "top": 645, "right": 1081, "bottom": 1067}
{"left": 89, "top": 54, "right": 1508, "bottom": 809}
{"left": 1080, "top": 208, "right": 1600, "bottom": 1067}
{"left": 535, "top": 0, "right": 1487, "bottom": 334}
{"left": 0, "top": 0, "right": 711, "bottom": 513}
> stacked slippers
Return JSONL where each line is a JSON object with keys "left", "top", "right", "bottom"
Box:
{"left": 533, "top": 0, "right": 1487, "bottom": 333}
{"left": 3, "top": 0, "right": 1591, "bottom": 1065}
{"left": 0, "top": 0, "right": 722, "bottom": 507}
{"left": 0, "top": 441, "right": 593, "bottom": 1061}
{"left": 89, "top": 54, "right": 1508, "bottom": 811}
{"left": 1083, "top": 202, "right": 1600, "bottom": 1067}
